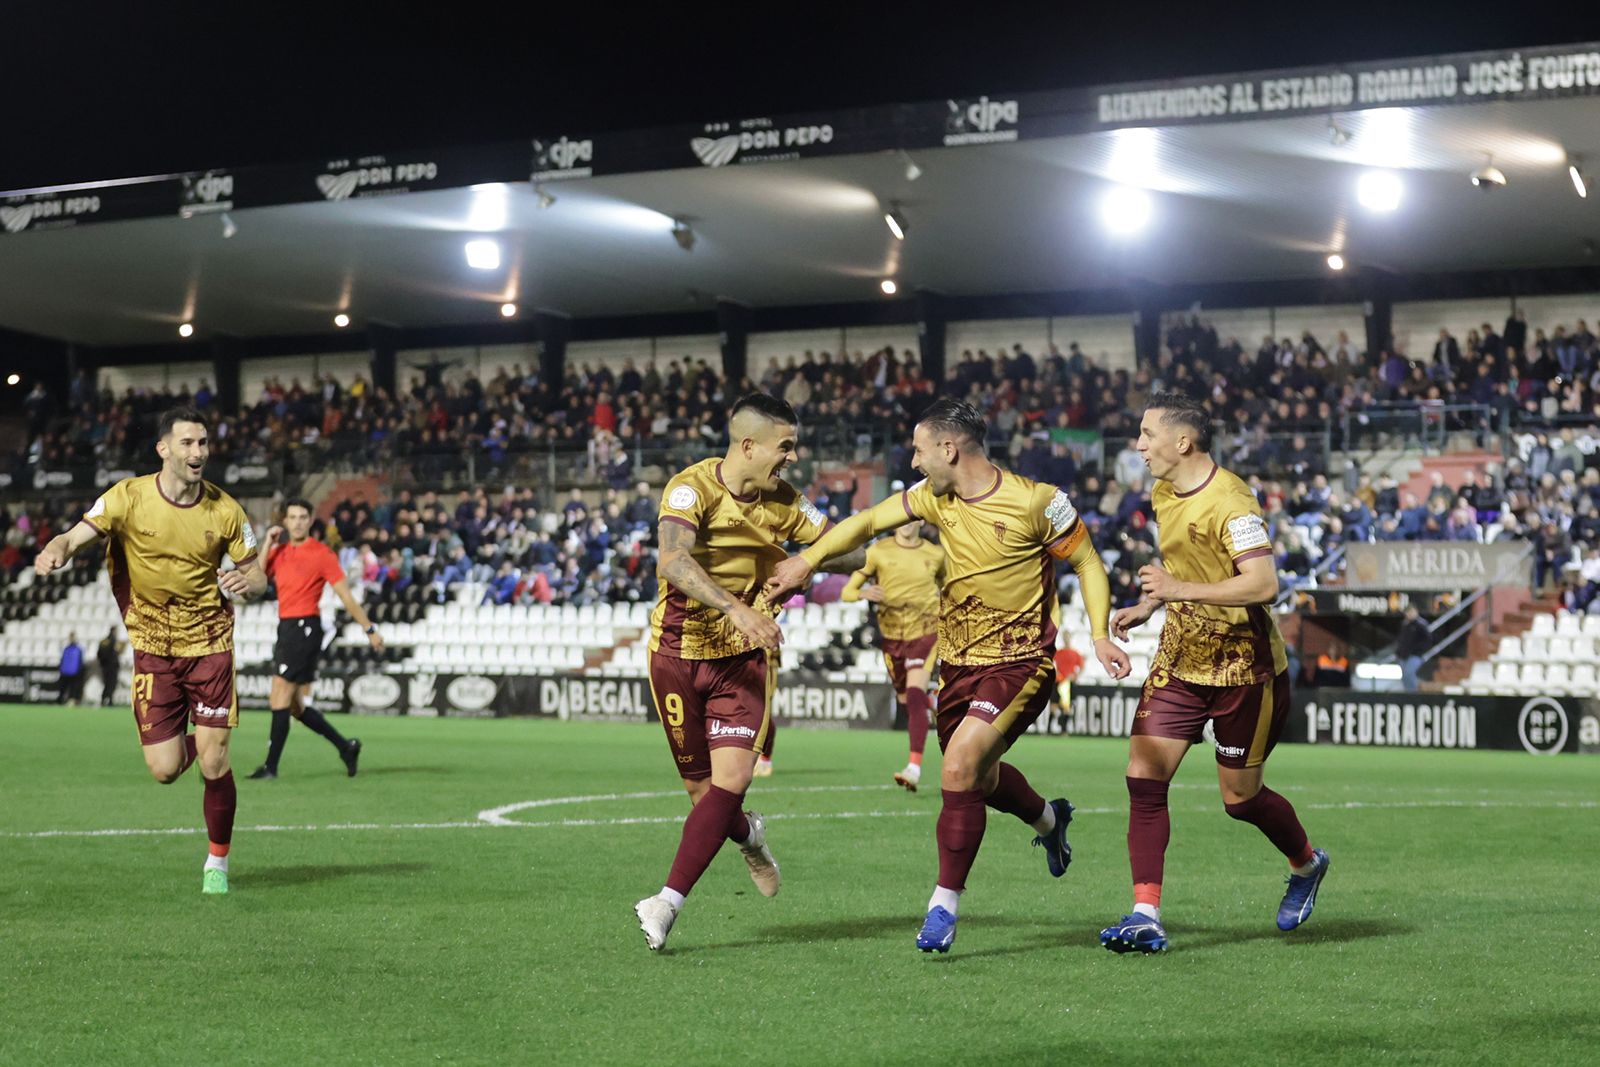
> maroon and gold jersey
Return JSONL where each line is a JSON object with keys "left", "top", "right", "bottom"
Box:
{"left": 81, "top": 475, "right": 257, "bottom": 657}
{"left": 649, "top": 458, "right": 829, "bottom": 660}
{"left": 1148, "top": 462, "right": 1288, "bottom": 687}
{"left": 888, "top": 467, "right": 1084, "bottom": 666}
{"left": 843, "top": 537, "right": 944, "bottom": 641}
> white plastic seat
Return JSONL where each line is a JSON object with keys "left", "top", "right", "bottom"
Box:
{"left": 1496, "top": 636, "right": 1523, "bottom": 661}
{"left": 1492, "top": 662, "right": 1520, "bottom": 690}
{"left": 1571, "top": 663, "right": 1598, "bottom": 695}
{"left": 1517, "top": 663, "right": 1545, "bottom": 692}
{"left": 1531, "top": 613, "right": 1557, "bottom": 636}
{"left": 1545, "top": 637, "right": 1572, "bottom": 663}
{"left": 1467, "top": 661, "right": 1493, "bottom": 684}
{"left": 1546, "top": 664, "right": 1572, "bottom": 693}
{"left": 1556, "top": 613, "right": 1582, "bottom": 637}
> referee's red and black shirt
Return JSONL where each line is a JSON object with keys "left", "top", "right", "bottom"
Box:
{"left": 265, "top": 539, "right": 344, "bottom": 619}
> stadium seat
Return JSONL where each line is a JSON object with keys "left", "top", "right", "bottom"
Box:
{"left": 1546, "top": 664, "right": 1572, "bottom": 693}
{"left": 1545, "top": 637, "right": 1572, "bottom": 663}
{"left": 1467, "top": 661, "right": 1493, "bottom": 686}
{"left": 1496, "top": 636, "right": 1522, "bottom": 661}
{"left": 1572, "top": 663, "right": 1597, "bottom": 695}
{"left": 1531, "top": 613, "right": 1556, "bottom": 636}
{"left": 1492, "top": 662, "right": 1520, "bottom": 690}
{"left": 1517, "top": 663, "right": 1545, "bottom": 693}
{"left": 1557, "top": 613, "right": 1581, "bottom": 637}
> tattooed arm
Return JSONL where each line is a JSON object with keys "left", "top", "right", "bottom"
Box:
{"left": 656, "top": 519, "right": 782, "bottom": 650}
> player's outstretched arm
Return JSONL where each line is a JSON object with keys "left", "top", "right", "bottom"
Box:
{"left": 1139, "top": 554, "right": 1278, "bottom": 607}
{"left": 1061, "top": 533, "right": 1130, "bottom": 679}
{"left": 34, "top": 521, "right": 104, "bottom": 577}
{"left": 333, "top": 577, "right": 384, "bottom": 651}
{"left": 657, "top": 517, "right": 781, "bottom": 649}
{"left": 766, "top": 496, "right": 914, "bottom": 601}
{"left": 816, "top": 546, "right": 867, "bottom": 574}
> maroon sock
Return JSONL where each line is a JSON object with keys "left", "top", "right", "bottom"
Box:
{"left": 905, "top": 688, "right": 929, "bottom": 757}
{"left": 984, "top": 762, "right": 1047, "bottom": 825}
{"left": 179, "top": 734, "right": 198, "bottom": 777}
{"left": 203, "top": 771, "right": 236, "bottom": 849}
{"left": 936, "top": 788, "right": 987, "bottom": 891}
{"left": 1127, "top": 776, "right": 1170, "bottom": 889}
{"left": 1225, "top": 786, "right": 1312, "bottom": 865}
{"left": 727, "top": 808, "right": 751, "bottom": 845}
{"left": 666, "top": 784, "right": 744, "bottom": 896}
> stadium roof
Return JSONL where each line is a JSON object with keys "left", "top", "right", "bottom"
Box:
{"left": 3, "top": 41, "right": 1599, "bottom": 349}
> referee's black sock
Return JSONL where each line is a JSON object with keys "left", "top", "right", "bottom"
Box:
{"left": 299, "top": 706, "right": 350, "bottom": 752}
{"left": 266, "top": 708, "right": 291, "bottom": 770}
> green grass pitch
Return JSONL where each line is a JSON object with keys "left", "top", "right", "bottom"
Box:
{"left": 2, "top": 704, "right": 1596, "bottom": 1066}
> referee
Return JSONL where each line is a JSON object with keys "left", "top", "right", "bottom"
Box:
{"left": 248, "top": 498, "right": 383, "bottom": 780}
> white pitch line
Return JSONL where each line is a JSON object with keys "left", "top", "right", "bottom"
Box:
{"left": 2, "top": 795, "right": 1593, "bottom": 841}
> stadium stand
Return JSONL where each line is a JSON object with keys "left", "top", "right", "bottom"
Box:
{"left": 5, "top": 307, "right": 1600, "bottom": 700}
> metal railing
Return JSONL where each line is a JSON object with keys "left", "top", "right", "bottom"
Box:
{"left": 1340, "top": 402, "right": 1501, "bottom": 457}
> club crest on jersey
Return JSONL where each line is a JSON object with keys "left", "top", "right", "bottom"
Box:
{"left": 993, "top": 521, "right": 1007, "bottom": 543}
{"left": 1187, "top": 522, "right": 1202, "bottom": 544}
{"left": 670, "top": 726, "right": 685, "bottom": 747}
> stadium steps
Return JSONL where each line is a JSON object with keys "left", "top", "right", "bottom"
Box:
{"left": 1339, "top": 447, "right": 1425, "bottom": 488}
{"left": 318, "top": 474, "right": 383, "bottom": 519}
{"left": 1428, "top": 594, "right": 1561, "bottom": 691}
{"left": 1401, "top": 452, "right": 1501, "bottom": 506}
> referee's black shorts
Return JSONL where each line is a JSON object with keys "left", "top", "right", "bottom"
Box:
{"left": 274, "top": 616, "right": 325, "bottom": 684}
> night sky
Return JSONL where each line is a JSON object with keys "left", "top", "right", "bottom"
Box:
{"left": 4, "top": 2, "right": 1596, "bottom": 191}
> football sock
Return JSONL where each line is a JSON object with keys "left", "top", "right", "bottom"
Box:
{"left": 299, "top": 706, "right": 349, "bottom": 751}
{"left": 906, "top": 688, "right": 930, "bottom": 757}
{"left": 928, "top": 885, "right": 961, "bottom": 917}
{"left": 727, "top": 808, "right": 751, "bottom": 846}
{"left": 936, "top": 788, "right": 986, "bottom": 893}
{"left": 1291, "top": 853, "right": 1320, "bottom": 877}
{"left": 1127, "top": 776, "right": 1171, "bottom": 906}
{"left": 984, "top": 762, "right": 1048, "bottom": 827}
{"left": 265, "top": 708, "right": 291, "bottom": 769}
{"left": 203, "top": 771, "right": 236, "bottom": 858}
{"left": 656, "top": 887, "right": 686, "bottom": 910}
{"left": 665, "top": 784, "right": 745, "bottom": 897}
{"left": 1224, "top": 787, "right": 1313, "bottom": 868}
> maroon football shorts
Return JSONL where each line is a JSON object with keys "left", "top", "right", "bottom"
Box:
{"left": 880, "top": 632, "right": 937, "bottom": 693}
{"left": 130, "top": 649, "right": 238, "bottom": 745}
{"left": 934, "top": 657, "right": 1055, "bottom": 752}
{"left": 1133, "top": 668, "right": 1291, "bottom": 769}
{"left": 648, "top": 648, "right": 774, "bottom": 781}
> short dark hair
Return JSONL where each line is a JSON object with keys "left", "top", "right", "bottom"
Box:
{"left": 284, "top": 497, "right": 314, "bottom": 516}
{"left": 157, "top": 406, "right": 208, "bottom": 439}
{"left": 917, "top": 397, "right": 988, "bottom": 453}
{"left": 1146, "top": 390, "right": 1213, "bottom": 453}
{"left": 729, "top": 392, "right": 798, "bottom": 427}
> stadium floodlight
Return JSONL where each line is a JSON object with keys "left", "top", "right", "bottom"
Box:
{"left": 333, "top": 313, "right": 351, "bottom": 328}
{"left": 464, "top": 239, "right": 501, "bottom": 270}
{"left": 1100, "top": 185, "right": 1151, "bottom": 234}
{"left": 901, "top": 152, "right": 923, "bottom": 182}
{"left": 500, "top": 302, "right": 518, "bottom": 318}
{"left": 5, "top": 373, "right": 19, "bottom": 386}
{"left": 178, "top": 322, "right": 194, "bottom": 338}
{"left": 880, "top": 278, "right": 898, "bottom": 295}
{"left": 1327, "top": 117, "right": 1351, "bottom": 147}
{"left": 1326, "top": 253, "right": 1345, "bottom": 271}
{"left": 535, "top": 184, "right": 557, "bottom": 209}
{"left": 1357, "top": 171, "right": 1402, "bottom": 212}
{"left": 220, "top": 213, "right": 238, "bottom": 239}
{"left": 671, "top": 218, "right": 696, "bottom": 251}
{"left": 1571, "top": 162, "right": 1588, "bottom": 199}
{"left": 884, "top": 203, "right": 908, "bottom": 240}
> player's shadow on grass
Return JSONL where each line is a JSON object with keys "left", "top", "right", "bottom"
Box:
{"left": 674, "top": 913, "right": 1047, "bottom": 955}
{"left": 1176, "top": 917, "right": 1412, "bottom": 952}
{"left": 341, "top": 766, "right": 454, "bottom": 776}
{"left": 247, "top": 862, "right": 430, "bottom": 887}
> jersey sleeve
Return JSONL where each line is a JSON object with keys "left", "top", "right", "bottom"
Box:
{"left": 223, "top": 500, "right": 259, "bottom": 565}
{"left": 840, "top": 544, "right": 879, "bottom": 601}
{"left": 1218, "top": 493, "right": 1273, "bottom": 567}
{"left": 1037, "top": 484, "right": 1088, "bottom": 560}
{"left": 81, "top": 479, "right": 129, "bottom": 537}
{"left": 321, "top": 544, "right": 346, "bottom": 584}
{"left": 902, "top": 479, "right": 935, "bottom": 522}
{"left": 778, "top": 481, "right": 830, "bottom": 546}
{"left": 658, "top": 471, "right": 710, "bottom": 534}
